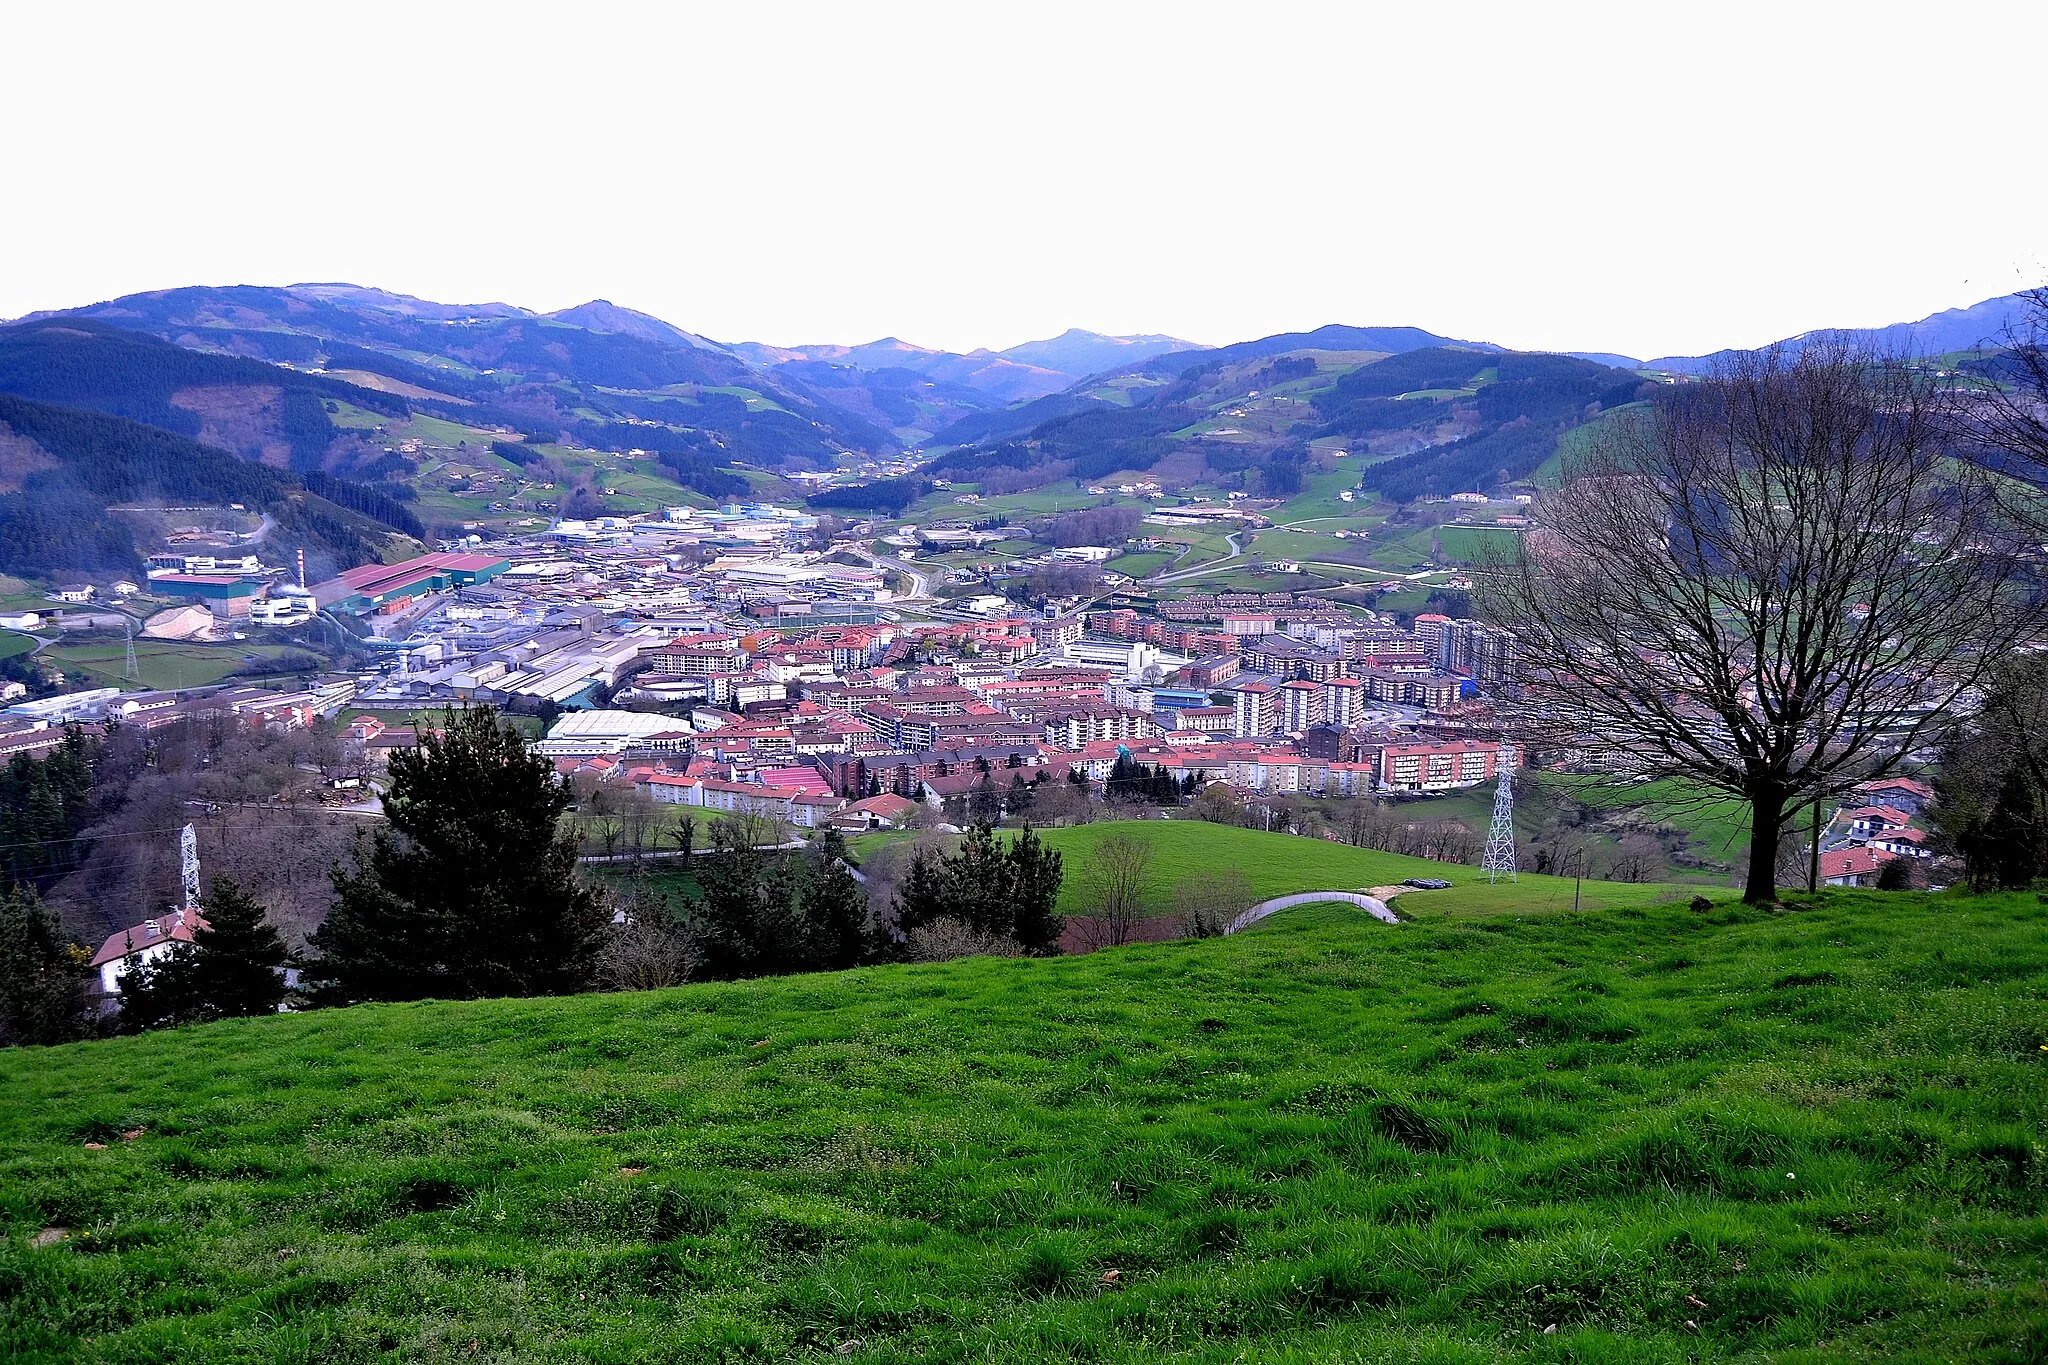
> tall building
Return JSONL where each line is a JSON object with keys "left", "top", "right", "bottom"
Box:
{"left": 1231, "top": 682, "right": 1276, "bottom": 737}
{"left": 1278, "top": 679, "right": 1323, "bottom": 733}
{"left": 1322, "top": 676, "right": 1364, "bottom": 727}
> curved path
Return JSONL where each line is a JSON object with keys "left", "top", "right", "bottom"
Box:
{"left": 1146, "top": 530, "right": 1245, "bottom": 585}
{"left": 1222, "top": 891, "right": 1397, "bottom": 935}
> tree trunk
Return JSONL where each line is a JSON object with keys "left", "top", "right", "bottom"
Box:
{"left": 1744, "top": 787, "right": 1787, "bottom": 904}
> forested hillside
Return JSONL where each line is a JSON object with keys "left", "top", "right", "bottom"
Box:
{"left": 0, "top": 320, "right": 409, "bottom": 471}
{"left": 0, "top": 394, "right": 403, "bottom": 576}
{"left": 916, "top": 341, "right": 1646, "bottom": 503}
{"left": 44, "top": 285, "right": 899, "bottom": 466}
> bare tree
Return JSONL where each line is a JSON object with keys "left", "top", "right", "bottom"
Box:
{"left": 1172, "top": 867, "right": 1255, "bottom": 938}
{"left": 1074, "top": 830, "right": 1153, "bottom": 949}
{"left": 1968, "top": 287, "right": 2048, "bottom": 489}
{"left": 1482, "top": 341, "right": 2045, "bottom": 902}
{"left": 904, "top": 918, "right": 1024, "bottom": 962}
{"left": 1191, "top": 782, "right": 1244, "bottom": 825}
{"left": 593, "top": 885, "right": 696, "bottom": 990}
{"left": 1608, "top": 833, "right": 1666, "bottom": 885}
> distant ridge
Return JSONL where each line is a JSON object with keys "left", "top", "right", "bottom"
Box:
{"left": 1645, "top": 293, "right": 2034, "bottom": 373}
{"left": 1121, "top": 324, "right": 1502, "bottom": 381}
{"left": 544, "top": 299, "right": 735, "bottom": 355}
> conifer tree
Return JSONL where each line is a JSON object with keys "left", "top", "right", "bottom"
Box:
{"left": 1005, "top": 824, "right": 1065, "bottom": 956}
{"left": 122, "top": 879, "right": 293, "bottom": 1031}
{"left": 310, "top": 706, "right": 605, "bottom": 1001}
{"left": 189, "top": 878, "right": 292, "bottom": 1016}
{"left": 0, "top": 884, "right": 92, "bottom": 1045}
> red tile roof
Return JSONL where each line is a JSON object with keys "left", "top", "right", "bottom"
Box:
{"left": 91, "top": 911, "right": 209, "bottom": 969}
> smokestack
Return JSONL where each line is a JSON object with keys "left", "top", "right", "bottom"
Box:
{"left": 297, "top": 547, "right": 307, "bottom": 589}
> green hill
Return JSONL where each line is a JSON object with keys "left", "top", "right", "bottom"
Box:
{"left": 4, "top": 886, "right": 2043, "bottom": 1362}
{"left": 1009, "top": 821, "right": 1678, "bottom": 917}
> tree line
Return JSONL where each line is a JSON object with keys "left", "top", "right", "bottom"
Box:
{"left": 0, "top": 705, "right": 1069, "bottom": 1045}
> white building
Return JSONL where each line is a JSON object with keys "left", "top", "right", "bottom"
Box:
{"left": 536, "top": 709, "right": 696, "bottom": 757}
{"left": 90, "top": 909, "right": 207, "bottom": 996}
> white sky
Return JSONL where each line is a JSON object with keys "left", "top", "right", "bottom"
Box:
{"left": 4, "top": 2, "right": 2044, "bottom": 359}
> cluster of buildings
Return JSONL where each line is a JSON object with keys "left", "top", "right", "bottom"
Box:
{"left": 1817, "top": 777, "right": 1936, "bottom": 886}
{"left": 24, "top": 498, "right": 1534, "bottom": 833}
{"left": 327, "top": 508, "right": 1531, "bottom": 821}
{"left": 0, "top": 678, "right": 352, "bottom": 760}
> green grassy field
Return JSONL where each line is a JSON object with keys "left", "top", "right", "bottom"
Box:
{"left": 0, "top": 629, "right": 38, "bottom": 661}
{"left": 1543, "top": 774, "right": 1758, "bottom": 867}
{"left": 4, "top": 888, "right": 2043, "bottom": 1361}
{"left": 1107, "top": 550, "right": 1173, "bottom": 579}
{"left": 1011, "top": 822, "right": 1681, "bottom": 918}
{"left": 1248, "top": 529, "right": 1380, "bottom": 568}
{"left": 42, "top": 640, "right": 305, "bottom": 691}
{"left": 1270, "top": 469, "right": 1367, "bottom": 523}
{"left": 1433, "top": 525, "right": 1523, "bottom": 563}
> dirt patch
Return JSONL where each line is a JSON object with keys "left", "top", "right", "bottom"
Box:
{"left": 30, "top": 1227, "right": 68, "bottom": 1249}
{"left": 322, "top": 369, "right": 469, "bottom": 404}
{"left": 1059, "top": 915, "right": 1188, "bottom": 955}
{"left": 170, "top": 385, "right": 292, "bottom": 466}
{"left": 0, "top": 422, "right": 59, "bottom": 491}
{"left": 1366, "top": 886, "right": 1411, "bottom": 900}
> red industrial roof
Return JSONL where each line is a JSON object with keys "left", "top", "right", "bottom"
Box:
{"left": 333, "top": 552, "right": 506, "bottom": 596}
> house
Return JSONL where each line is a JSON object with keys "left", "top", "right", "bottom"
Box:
{"left": 1820, "top": 846, "right": 1896, "bottom": 887}
{"left": 831, "top": 793, "right": 920, "bottom": 831}
{"left": 920, "top": 769, "right": 1002, "bottom": 808}
{"left": 1843, "top": 805, "right": 1912, "bottom": 839}
{"left": 52, "top": 584, "right": 95, "bottom": 604}
{"left": 1856, "top": 776, "right": 1934, "bottom": 816}
{"left": 89, "top": 908, "right": 209, "bottom": 996}
{"left": 639, "top": 773, "right": 704, "bottom": 805}
{"left": 1866, "top": 827, "right": 1930, "bottom": 859}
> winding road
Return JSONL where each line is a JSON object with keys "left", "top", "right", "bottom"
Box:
{"left": 1146, "top": 530, "right": 1244, "bottom": 586}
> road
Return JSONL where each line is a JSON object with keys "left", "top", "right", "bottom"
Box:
{"left": 854, "top": 547, "right": 932, "bottom": 602}
{"left": 1146, "top": 531, "right": 1244, "bottom": 586}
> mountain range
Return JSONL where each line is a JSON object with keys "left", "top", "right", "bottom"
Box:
{"left": 0, "top": 281, "right": 2032, "bottom": 580}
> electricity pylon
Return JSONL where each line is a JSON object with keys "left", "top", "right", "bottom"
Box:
{"left": 122, "top": 618, "right": 139, "bottom": 683}
{"left": 1481, "top": 744, "right": 1518, "bottom": 883}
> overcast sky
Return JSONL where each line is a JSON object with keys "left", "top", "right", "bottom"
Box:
{"left": 4, "top": 3, "right": 2043, "bottom": 359}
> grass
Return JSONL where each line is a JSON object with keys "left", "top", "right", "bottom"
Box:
{"left": 1270, "top": 469, "right": 1366, "bottom": 523}
{"left": 0, "top": 629, "right": 38, "bottom": 661}
{"left": 1107, "top": 550, "right": 1173, "bottom": 579}
{"left": 1433, "top": 525, "right": 1523, "bottom": 563}
{"left": 3, "top": 887, "right": 2045, "bottom": 1361}
{"left": 1247, "top": 529, "right": 1380, "bottom": 568}
{"left": 42, "top": 640, "right": 305, "bottom": 691}
{"left": 1014, "top": 822, "right": 1681, "bottom": 918}
{"left": 1543, "top": 774, "right": 1758, "bottom": 867}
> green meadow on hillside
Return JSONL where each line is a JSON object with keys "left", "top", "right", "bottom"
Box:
{"left": 4, "top": 886, "right": 2044, "bottom": 1363}
{"left": 1001, "top": 821, "right": 1679, "bottom": 918}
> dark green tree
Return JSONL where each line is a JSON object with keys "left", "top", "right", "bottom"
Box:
{"left": 1964, "top": 766, "right": 2046, "bottom": 890}
{"left": 309, "top": 706, "right": 605, "bottom": 1001}
{"left": 886, "top": 823, "right": 1063, "bottom": 956}
{"left": 691, "top": 818, "right": 776, "bottom": 978}
{"left": 0, "top": 884, "right": 92, "bottom": 1045}
{"left": 800, "top": 830, "right": 883, "bottom": 970}
{"left": 0, "top": 728, "right": 100, "bottom": 888}
{"left": 124, "top": 878, "right": 293, "bottom": 1032}
{"left": 1933, "top": 656, "right": 2048, "bottom": 889}
{"left": 891, "top": 841, "right": 952, "bottom": 938}
{"left": 691, "top": 824, "right": 882, "bottom": 978}
{"left": 1006, "top": 824, "right": 1065, "bottom": 955}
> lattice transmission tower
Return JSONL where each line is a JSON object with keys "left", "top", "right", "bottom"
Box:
{"left": 1480, "top": 744, "right": 1518, "bottom": 883}
{"left": 180, "top": 823, "right": 200, "bottom": 913}
{"left": 122, "top": 618, "right": 139, "bottom": 683}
